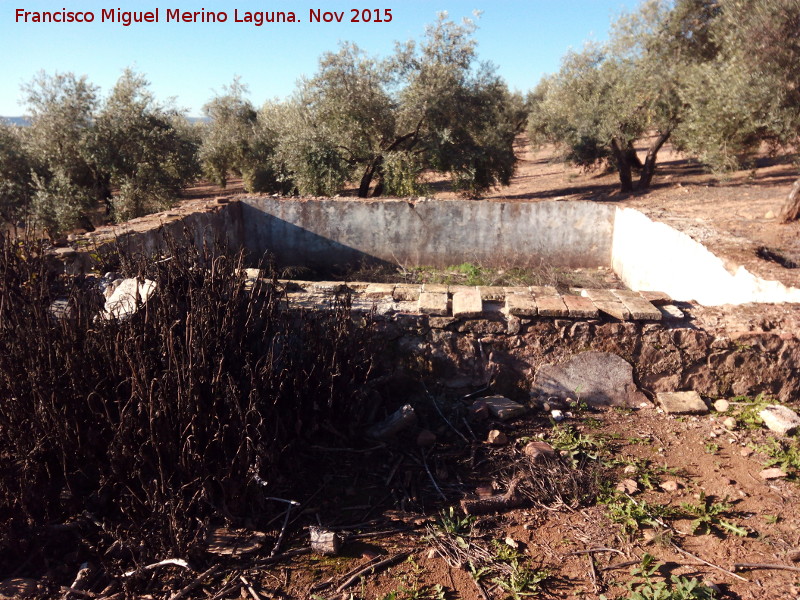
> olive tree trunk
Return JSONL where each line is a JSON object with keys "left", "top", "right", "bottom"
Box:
{"left": 779, "top": 176, "right": 800, "bottom": 223}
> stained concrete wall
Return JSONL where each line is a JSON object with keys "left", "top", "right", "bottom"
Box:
{"left": 611, "top": 207, "right": 800, "bottom": 305}
{"left": 239, "top": 197, "right": 615, "bottom": 270}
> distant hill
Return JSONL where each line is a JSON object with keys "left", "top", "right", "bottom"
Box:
{"left": 1, "top": 116, "right": 30, "bottom": 126}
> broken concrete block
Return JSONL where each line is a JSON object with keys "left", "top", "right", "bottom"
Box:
{"left": 505, "top": 293, "right": 537, "bottom": 317}
{"left": 531, "top": 351, "right": 647, "bottom": 408}
{"left": 102, "top": 278, "right": 157, "bottom": 320}
{"left": 418, "top": 291, "right": 448, "bottom": 316}
{"left": 656, "top": 391, "right": 708, "bottom": 414}
{"left": 562, "top": 294, "right": 599, "bottom": 318}
{"left": 309, "top": 527, "right": 343, "bottom": 555}
{"left": 482, "top": 395, "right": 527, "bottom": 421}
{"left": 759, "top": 405, "right": 800, "bottom": 435}
{"left": 452, "top": 288, "right": 483, "bottom": 319}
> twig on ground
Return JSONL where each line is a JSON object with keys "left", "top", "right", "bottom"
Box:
{"left": 123, "top": 558, "right": 192, "bottom": 578}
{"left": 239, "top": 576, "right": 263, "bottom": 600}
{"left": 671, "top": 543, "right": 748, "bottom": 582}
{"left": 587, "top": 553, "right": 600, "bottom": 594}
{"left": 168, "top": 565, "right": 221, "bottom": 600}
{"left": 424, "top": 386, "right": 469, "bottom": 443}
{"left": 335, "top": 552, "right": 410, "bottom": 592}
{"left": 565, "top": 547, "right": 625, "bottom": 557}
{"left": 734, "top": 563, "right": 800, "bottom": 574}
{"left": 421, "top": 449, "right": 447, "bottom": 500}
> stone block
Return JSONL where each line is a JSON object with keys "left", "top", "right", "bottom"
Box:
{"left": 530, "top": 285, "right": 559, "bottom": 296}
{"left": 418, "top": 291, "right": 449, "bottom": 316}
{"left": 504, "top": 286, "right": 530, "bottom": 295}
{"left": 759, "top": 405, "right": 800, "bottom": 435}
{"left": 562, "top": 294, "right": 599, "bottom": 318}
{"left": 452, "top": 288, "right": 483, "bottom": 319}
{"left": 482, "top": 395, "right": 527, "bottom": 421}
{"left": 656, "top": 391, "right": 708, "bottom": 414}
{"left": 612, "top": 290, "right": 662, "bottom": 321}
{"left": 532, "top": 351, "right": 647, "bottom": 407}
{"left": 422, "top": 283, "right": 448, "bottom": 294}
{"left": 364, "top": 283, "right": 396, "bottom": 298}
{"left": 393, "top": 283, "right": 421, "bottom": 301}
{"left": 639, "top": 290, "right": 672, "bottom": 305}
{"left": 505, "top": 293, "right": 537, "bottom": 317}
{"left": 533, "top": 294, "right": 569, "bottom": 317}
{"left": 584, "top": 289, "right": 630, "bottom": 320}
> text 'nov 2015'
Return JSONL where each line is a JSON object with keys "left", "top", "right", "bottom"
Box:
{"left": 13, "top": 8, "right": 394, "bottom": 26}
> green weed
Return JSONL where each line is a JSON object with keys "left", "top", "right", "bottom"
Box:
{"left": 617, "top": 554, "right": 717, "bottom": 600}
{"left": 681, "top": 492, "right": 748, "bottom": 537}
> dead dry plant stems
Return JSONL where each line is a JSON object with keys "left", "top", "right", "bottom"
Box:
{"left": 168, "top": 565, "right": 222, "bottom": 600}
{"left": 335, "top": 552, "right": 410, "bottom": 592}
{"left": 733, "top": 563, "right": 800, "bottom": 574}
{"left": 671, "top": 542, "right": 748, "bottom": 582}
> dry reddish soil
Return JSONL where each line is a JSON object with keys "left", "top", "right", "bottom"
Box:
{"left": 156, "top": 143, "right": 800, "bottom": 600}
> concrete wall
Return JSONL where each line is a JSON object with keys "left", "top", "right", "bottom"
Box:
{"left": 239, "top": 197, "right": 615, "bottom": 270}
{"left": 612, "top": 207, "right": 800, "bottom": 305}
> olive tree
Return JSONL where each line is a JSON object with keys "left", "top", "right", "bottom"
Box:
{"left": 0, "top": 122, "right": 34, "bottom": 229}
{"left": 90, "top": 69, "right": 200, "bottom": 220}
{"left": 21, "top": 71, "right": 100, "bottom": 235}
{"left": 281, "top": 13, "right": 520, "bottom": 198}
{"left": 528, "top": 0, "right": 716, "bottom": 192}
{"left": 674, "top": 0, "right": 800, "bottom": 221}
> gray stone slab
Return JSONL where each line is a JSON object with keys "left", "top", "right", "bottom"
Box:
{"left": 532, "top": 351, "right": 647, "bottom": 407}
{"left": 584, "top": 289, "right": 631, "bottom": 320}
{"left": 505, "top": 293, "right": 537, "bottom": 317}
{"left": 422, "top": 283, "right": 448, "bottom": 294}
{"left": 639, "top": 290, "right": 672, "bottom": 305}
{"left": 482, "top": 395, "right": 527, "bottom": 421}
{"left": 656, "top": 391, "right": 708, "bottom": 414}
{"left": 452, "top": 288, "right": 483, "bottom": 318}
{"left": 418, "top": 291, "right": 449, "bottom": 316}
{"left": 504, "top": 286, "right": 530, "bottom": 295}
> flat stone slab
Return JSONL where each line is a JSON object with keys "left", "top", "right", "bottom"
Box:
{"left": 418, "top": 291, "right": 448, "bottom": 316}
{"left": 482, "top": 395, "right": 527, "bottom": 421}
{"left": 759, "top": 405, "right": 800, "bottom": 435}
{"left": 452, "top": 288, "right": 483, "bottom": 318}
{"left": 612, "top": 290, "right": 662, "bottom": 321}
{"left": 657, "top": 391, "right": 708, "bottom": 414}
{"left": 562, "top": 294, "right": 599, "bottom": 318}
{"left": 393, "top": 284, "right": 421, "bottom": 301}
{"left": 639, "top": 290, "right": 672, "bottom": 305}
{"left": 364, "top": 283, "right": 396, "bottom": 298}
{"left": 583, "top": 289, "right": 631, "bottom": 320}
{"left": 505, "top": 293, "right": 537, "bottom": 317}
{"left": 422, "top": 283, "right": 448, "bottom": 294}
{"left": 532, "top": 351, "right": 647, "bottom": 407}
{"left": 533, "top": 294, "right": 569, "bottom": 317}
{"left": 530, "top": 285, "right": 559, "bottom": 296}
{"left": 504, "top": 286, "right": 530, "bottom": 295}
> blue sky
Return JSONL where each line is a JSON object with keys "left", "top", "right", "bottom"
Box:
{"left": 1, "top": 1, "right": 642, "bottom": 116}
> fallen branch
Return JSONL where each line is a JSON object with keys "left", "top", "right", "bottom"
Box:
{"left": 734, "top": 562, "right": 800, "bottom": 574}
{"left": 671, "top": 543, "right": 747, "bottom": 582}
{"left": 240, "top": 576, "right": 263, "bottom": 600}
{"left": 123, "top": 558, "right": 192, "bottom": 578}
{"left": 461, "top": 475, "right": 525, "bottom": 516}
{"left": 168, "top": 565, "right": 221, "bottom": 600}
{"left": 336, "top": 552, "right": 410, "bottom": 592}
